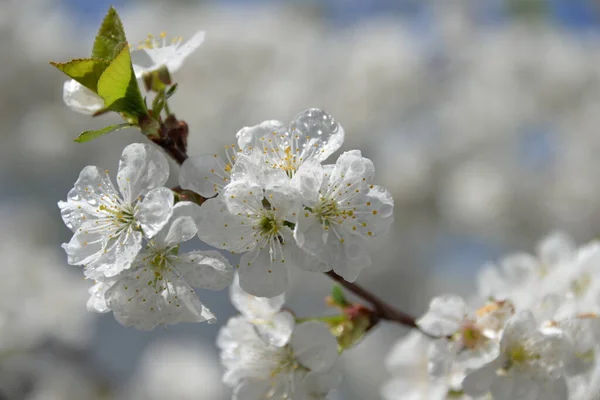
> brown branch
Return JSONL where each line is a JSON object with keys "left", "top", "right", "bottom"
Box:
{"left": 325, "top": 270, "right": 419, "bottom": 330}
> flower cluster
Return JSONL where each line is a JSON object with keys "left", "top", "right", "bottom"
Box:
{"left": 218, "top": 278, "right": 341, "bottom": 399}
{"left": 59, "top": 143, "right": 234, "bottom": 330}
{"left": 181, "top": 108, "right": 394, "bottom": 297}
{"left": 384, "top": 232, "right": 600, "bottom": 400}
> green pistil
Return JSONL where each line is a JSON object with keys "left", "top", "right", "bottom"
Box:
{"left": 258, "top": 213, "right": 280, "bottom": 236}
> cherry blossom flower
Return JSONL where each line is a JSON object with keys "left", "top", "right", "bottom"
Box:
{"left": 196, "top": 181, "right": 318, "bottom": 297}
{"left": 292, "top": 151, "right": 394, "bottom": 281}
{"left": 59, "top": 143, "right": 173, "bottom": 277}
{"left": 462, "top": 311, "right": 571, "bottom": 400}
{"left": 132, "top": 31, "right": 205, "bottom": 77}
{"left": 218, "top": 316, "right": 340, "bottom": 400}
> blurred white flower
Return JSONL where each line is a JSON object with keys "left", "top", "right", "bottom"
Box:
{"left": 462, "top": 311, "right": 571, "bottom": 400}
{"left": 123, "top": 338, "right": 223, "bottom": 400}
{"left": 62, "top": 79, "right": 104, "bottom": 115}
{"left": 132, "top": 30, "right": 205, "bottom": 77}
{"left": 218, "top": 318, "right": 340, "bottom": 400}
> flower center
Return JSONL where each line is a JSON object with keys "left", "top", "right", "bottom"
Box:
{"left": 98, "top": 204, "right": 136, "bottom": 226}
{"left": 503, "top": 343, "right": 540, "bottom": 371}
{"left": 571, "top": 272, "right": 592, "bottom": 297}
{"left": 144, "top": 242, "right": 179, "bottom": 287}
{"left": 258, "top": 212, "right": 281, "bottom": 237}
{"left": 313, "top": 197, "right": 354, "bottom": 228}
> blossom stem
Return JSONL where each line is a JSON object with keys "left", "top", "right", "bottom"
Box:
{"left": 325, "top": 270, "right": 422, "bottom": 332}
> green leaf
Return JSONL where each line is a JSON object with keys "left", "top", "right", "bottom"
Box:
{"left": 92, "top": 6, "right": 127, "bottom": 61}
{"left": 74, "top": 123, "right": 134, "bottom": 143}
{"left": 331, "top": 285, "right": 349, "bottom": 308}
{"left": 97, "top": 46, "right": 147, "bottom": 116}
{"left": 165, "top": 83, "right": 178, "bottom": 99}
{"left": 49, "top": 58, "right": 109, "bottom": 92}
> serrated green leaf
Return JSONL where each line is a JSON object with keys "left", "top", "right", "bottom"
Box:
{"left": 92, "top": 6, "right": 127, "bottom": 61}
{"left": 74, "top": 123, "right": 134, "bottom": 143}
{"left": 50, "top": 58, "right": 109, "bottom": 92}
{"left": 97, "top": 46, "right": 147, "bottom": 116}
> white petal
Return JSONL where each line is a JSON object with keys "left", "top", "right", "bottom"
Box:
{"left": 62, "top": 79, "right": 104, "bottom": 115}
{"left": 196, "top": 198, "right": 257, "bottom": 252}
{"left": 106, "top": 268, "right": 214, "bottom": 330}
{"left": 285, "top": 238, "right": 330, "bottom": 273}
{"left": 255, "top": 311, "right": 295, "bottom": 348}
{"left": 229, "top": 274, "right": 285, "bottom": 318}
{"left": 462, "top": 357, "right": 503, "bottom": 396}
{"left": 165, "top": 31, "right": 205, "bottom": 73}
{"left": 354, "top": 185, "right": 395, "bottom": 237}
{"left": 152, "top": 201, "right": 199, "bottom": 247}
{"left": 62, "top": 224, "right": 105, "bottom": 266}
{"left": 536, "top": 378, "right": 568, "bottom": 400}
{"left": 117, "top": 143, "right": 170, "bottom": 203}
{"left": 179, "top": 154, "right": 230, "bottom": 197}
{"left": 236, "top": 120, "right": 287, "bottom": 151}
{"left": 175, "top": 250, "right": 234, "bottom": 290}
{"left": 239, "top": 246, "right": 289, "bottom": 297}
{"left": 385, "top": 331, "right": 430, "bottom": 374}
{"left": 294, "top": 210, "right": 328, "bottom": 260}
{"left": 289, "top": 108, "right": 345, "bottom": 163}
{"left": 501, "top": 311, "right": 538, "bottom": 347}
{"left": 291, "top": 159, "right": 324, "bottom": 205}
{"left": 230, "top": 151, "right": 272, "bottom": 186}
{"left": 490, "top": 373, "right": 539, "bottom": 400}
{"left": 265, "top": 185, "right": 303, "bottom": 221}
{"left": 536, "top": 231, "right": 576, "bottom": 267}
{"left": 222, "top": 181, "right": 264, "bottom": 216}
{"left": 291, "top": 321, "right": 338, "bottom": 373}
{"left": 135, "top": 187, "right": 174, "bottom": 238}
{"left": 326, "top": 227, "right": 370, "bottom": 281}
{"left": 302, "top": 367, "right": 343, "bottom": 397}
{"left": 59, "top": 166, "right": 119, "bottom": 231}
{"left": 327, "top": 150, "right": 375, "bottom": 195}
{"left": 86, "top": 279, "right": 114, "bottom": 313}
{"left": 416, "top": 294, "right": 467, "bottom": 337}
{"left": 500, "top": 253, "right": 539, "bottom": 286}
{"left": 86, "top": 228, "right": 143, "bottom": 277}
{"left": 232, "top": 379, "right": 271, "bottom": 400}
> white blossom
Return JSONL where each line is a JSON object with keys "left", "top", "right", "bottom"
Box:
{"left": 88, "top": 202, "right": 233, "bottom": 330}
{"left": 292, "top": 150, "right": 394, "bottom": 281}
{"left": 197, "top": 181, "right": 314, "bottom": 297}
{"left": 62, "top": 79, "right": 104, "bottom": 115}
{"left": 462, "top": 311, "right": 571, "bottom": 400}
{"left": 235, "top": 108, "right": 344, "bottom": 176}
{"left": 59, "top": 143, "right": 174, "bottom": 277}
{"left": 382, "top": 331, "right": 456, "bottom": 400}
{"left": 132, "top": 30, "right": 205, "bottom": 77}
{"left": 218, "top": 318, "right": 340, "bottom": 400}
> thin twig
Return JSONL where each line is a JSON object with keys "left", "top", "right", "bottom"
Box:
{"left": 325, "top": 271, "right": 420, "bottom": 330}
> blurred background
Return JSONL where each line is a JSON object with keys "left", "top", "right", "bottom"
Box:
{"left": 3, "top": 0, "right": 600, "bottom": 398}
